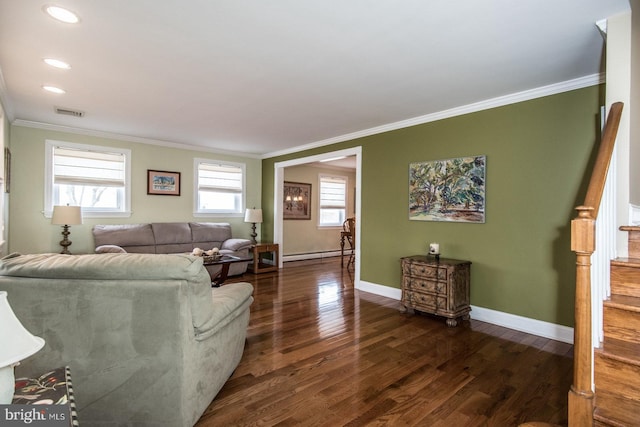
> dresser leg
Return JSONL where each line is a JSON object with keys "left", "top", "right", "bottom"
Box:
{"left": 446, "top": 317, "right": 458, "bottom": 327}
{"left": 400, "top": 305, "right": 414, "bottom": 315}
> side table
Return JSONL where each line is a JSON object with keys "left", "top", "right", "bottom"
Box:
{"left": 248, "top": 243, "right": 279, "bottom": 274}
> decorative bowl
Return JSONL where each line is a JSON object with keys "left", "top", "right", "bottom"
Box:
{"left": 202, "top": 253, "right": 222, "bottom": 263}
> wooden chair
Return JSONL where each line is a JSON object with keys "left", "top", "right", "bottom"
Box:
{"left": 340, "top": 217, "right": 355, "bottom": 269}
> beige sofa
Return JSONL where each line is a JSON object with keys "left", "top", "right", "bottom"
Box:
{"left": 0, "top": 252, "right": 254, "bottom": 426}
{"left": 92, "top": 222, "right": 252, "bottom": 276}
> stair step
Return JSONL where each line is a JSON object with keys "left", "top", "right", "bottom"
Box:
{"left": 600, "top": 338, "right": 640, "bottom": 365}
{"left": 611, "top": 261, "right": 640, "bottom": 297}
{"left": 595, "top": 409, "right": 640, "bottom": 427}
{"left": 594, "top": 349, "right": 640, "bottom": 426}
{"left": 612, "top": 257, "right": 640, "bottom": 269}
{"left": 603, "top": 296, "right": 640, "bottom": 344}
{"left": 605, "top": 294, "right": 640, "bottom": 312}
{"left": 595, "top": 348, "right": 640, "bottom": 394}
{"left": 594, "top": 389, "right": 640, "bottom": 427}
{"left": 621, "top": 225, "right": 640, "bottom": 259}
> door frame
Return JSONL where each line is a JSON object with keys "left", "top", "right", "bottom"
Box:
{"left": 273, "top": 146, "right": 362, "bottom": 286}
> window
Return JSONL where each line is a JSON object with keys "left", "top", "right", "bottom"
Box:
{"left": 45, "top": 140, "right": 131, "bottom": 217}
{"left": 195, "top": 158, "right": 245, "bottom": 215}
{"left": 319, "top": 174, "right": 347, "bottom": 226}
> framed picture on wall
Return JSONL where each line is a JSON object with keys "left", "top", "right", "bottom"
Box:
{"left": 409, "top": 155, "right": 485, "bottom": 223}
{"left": 147, "top": 169, "right": 181, "bottom": 196}
{"left": 284, "top": 181, "right": 311, "bottom": 220}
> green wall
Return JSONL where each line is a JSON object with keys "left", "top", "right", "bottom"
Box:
{"left": 263, "top": 86, "right": 604, "bottom": 327}
{"left": 9, "top": 126, "right": 262, "bottom": 255}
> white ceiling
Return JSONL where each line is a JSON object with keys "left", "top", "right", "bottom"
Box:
{"left": 0, "top": 0, "right": 630, "bottom": 157}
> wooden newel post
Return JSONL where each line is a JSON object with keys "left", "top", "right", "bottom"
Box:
{"left": 568, "top": 206, "right": 595, "bottom": 427}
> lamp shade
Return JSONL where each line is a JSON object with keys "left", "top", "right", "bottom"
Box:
{"left": 244, "top": 208, "right": 263, "bottom": 223}
{"left": 51, "top": 205, "right": 83, "bottom": 225}
{"left": 0, "top": 292, "right": 45, "bottom": 368}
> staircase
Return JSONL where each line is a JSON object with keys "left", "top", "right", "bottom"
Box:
{"left": 593, "top": 226, "right": 640, "bottom": 427}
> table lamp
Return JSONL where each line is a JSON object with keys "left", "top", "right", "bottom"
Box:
{"left": 244, "top": 208, "right": 263, "bottom": 244}
{"left": 52, "top": 205, "right": 83, "bottom": 254}
{"left": 0, "top": 291, "right": 45, "bottom": 404}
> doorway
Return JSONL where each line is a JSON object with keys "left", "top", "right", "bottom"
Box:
{"left": 273, "top": 146, "right": 362, "bottom": 287}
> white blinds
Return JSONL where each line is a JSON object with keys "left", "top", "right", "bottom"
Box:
{"left": 198, "top": 162, "right": 243, "bottom": 194}
{"left": 54, "top": 146, "right": 125, "bottom": 187}
{"left": 320, "top": 176, "right": 346, "bottom": 208}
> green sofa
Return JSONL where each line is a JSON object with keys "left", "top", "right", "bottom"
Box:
{"left": 0, "top": 252, "right": 254, "bottom": 426}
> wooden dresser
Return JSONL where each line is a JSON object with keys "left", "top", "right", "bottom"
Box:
{"left": 400, "top": 255, "right": 471, "bottom": 327}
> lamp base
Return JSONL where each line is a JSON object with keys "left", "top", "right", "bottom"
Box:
{"left": 0, "top": 364, "right": 16, "bottom": 404}
{"left": 250, "top": 222, "right": 258, "bottom": 244}
{"left": 59, "top": 224, "right": 73, "bottom": 255}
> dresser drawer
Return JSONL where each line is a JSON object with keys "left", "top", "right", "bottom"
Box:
{"left": 403, "top": 290, "right": 446, "bottom": 311}
{"left": 402, "top": 277, "right": 446, "bottom": 294}
{"left": 403, "top": 262, "right": 447, "bottom": 281}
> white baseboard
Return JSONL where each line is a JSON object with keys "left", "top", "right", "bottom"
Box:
{"left": 358, "top": 280, "right": 402, "bottom": 300}
{"left": 357, "top": 281, "right": 574, "bottom": 344}
{"left": 283, "top": 251, "right": 343, "bottom": 262}
{"left": 470, "top": 306, "right": 574, "bottom": 344}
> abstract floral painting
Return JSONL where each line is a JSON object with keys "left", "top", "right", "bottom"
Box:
{"left": 409, "top": 155, "right": 485, "bottom": 223}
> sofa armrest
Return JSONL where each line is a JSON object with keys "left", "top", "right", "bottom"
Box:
{"left": 221, "top": 238, "right": 252, "bottom": 252}
{"left": 95, "top": 245, "right": 127, "bottom": 254}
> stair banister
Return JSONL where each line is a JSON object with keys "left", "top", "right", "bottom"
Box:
{"left": 582, "top": 102, "right": 624, "bottom": 215}
{"left": 568, "top": 101, "right": 623, "bottom": 426}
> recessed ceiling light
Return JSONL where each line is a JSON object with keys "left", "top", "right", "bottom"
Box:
{"left": 42, "top": 85, "right": 66, "bottom": 94}
{"left": 43, "top": 5, "right": 80, "bottom": 24}
{"left": 44, "top": 58, "right": 71, "bottom": 69}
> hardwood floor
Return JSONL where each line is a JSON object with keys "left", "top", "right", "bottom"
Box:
{"left": 196, "top": 257, "right": 573, "bottom": 426}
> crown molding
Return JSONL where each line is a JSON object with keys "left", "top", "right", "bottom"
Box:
{"left": 262, "top": 73, "right": 605, "bottom": 159}
{"left": 7, "top": 73, "right": 604, "bottom": 160}
{"left": 11, "top": 119, "right": 262, "bottom": 159}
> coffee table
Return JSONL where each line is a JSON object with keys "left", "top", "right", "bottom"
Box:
{"left": 201, "top": 254, "right": 252, "bottom": 286}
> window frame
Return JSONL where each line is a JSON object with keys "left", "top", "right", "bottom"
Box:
{"left": 44, "top": 140, "right": 132, "bottom": 218}
{"left": 193, "top": 157, "right": 246, "bottom": 217}
{"left": 318, "top": 173, "right": 348, "bottom": 228}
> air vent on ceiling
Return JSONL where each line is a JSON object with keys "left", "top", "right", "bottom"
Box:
{"left": 54, "top": 106, "right": 85, "bottom": 117}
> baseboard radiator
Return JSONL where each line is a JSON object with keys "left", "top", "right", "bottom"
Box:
{"left": 283, "top": 250, "right": 343, "bottom": 262}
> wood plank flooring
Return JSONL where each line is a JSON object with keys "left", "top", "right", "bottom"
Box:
{"left": 196, "top": 257, "right": 573, "bottom": 426}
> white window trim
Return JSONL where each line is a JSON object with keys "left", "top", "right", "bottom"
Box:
{"left": 44, "top": 140, "right": 132, "bottom": 218}
{"left": 318, "top": 173, "right": 348, "bottom": 228}
{"left": 0, "top": 102, "right": 5, "bottom": 252}
{"left": 193, "top": 157, "right": 246, "bottom": 217}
